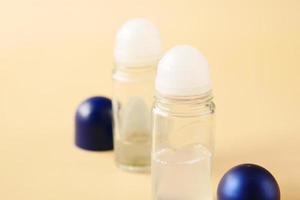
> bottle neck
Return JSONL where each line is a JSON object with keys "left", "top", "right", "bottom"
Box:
{"left": 113, "top": 63, "right": 157, "bottom": 82}
{"left": 155, "top": 91, "right": 215, "bottom": 117}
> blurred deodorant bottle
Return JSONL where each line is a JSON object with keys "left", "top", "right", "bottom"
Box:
{"left": 152, "top": 45, "right": 215, "bottom": 200}
{"left": 112, "top": 18, "right": 162, "bottom": 173}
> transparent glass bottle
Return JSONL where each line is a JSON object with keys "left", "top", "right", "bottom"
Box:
{"left": 152, "top": 45, "right": 215, "bottom": 200}
{"left": 113, "top": 18, "right": 161, "bottom": 172}
{"left": 112, "top": 65, "right": 156, "bottom": 172}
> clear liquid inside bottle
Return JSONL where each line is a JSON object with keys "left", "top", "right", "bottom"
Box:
{"left": 153, "top": 144, "right": 212, "bottom": 200}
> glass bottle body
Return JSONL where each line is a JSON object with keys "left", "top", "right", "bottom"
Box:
{"left": 152, "top": 93, "right": 215, "bottom": 200}
{"left": 112, "top": 64, "right": 156, "bottom": 173}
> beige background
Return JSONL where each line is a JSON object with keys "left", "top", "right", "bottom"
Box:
{"left": 0, "top": 0, "right": 299, "bottom": 199}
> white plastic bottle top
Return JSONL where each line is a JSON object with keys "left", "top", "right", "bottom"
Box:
{"left": 155, "top": 45, "right": 211, "bottom": 96}
{"left": 114, "top": 18, "right": 162, "bottom": 67}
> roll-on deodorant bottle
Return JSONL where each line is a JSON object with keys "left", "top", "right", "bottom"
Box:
{"left": 152, "top": 45, "right": 215, "bottom": 199}
{"left": 113, "top": 18, "right": 162, "bottom": 173}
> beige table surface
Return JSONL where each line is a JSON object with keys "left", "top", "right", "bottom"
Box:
{"left": 0, "top": 0, "right": 299, "bottom": 199}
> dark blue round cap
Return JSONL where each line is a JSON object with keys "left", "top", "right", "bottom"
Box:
{"left": 75, "top": 96, "right": 113, "bottom": 151}
{"left": 217, "top": 163, "right": 280, "bottom": 200}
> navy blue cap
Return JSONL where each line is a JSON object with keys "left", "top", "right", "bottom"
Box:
{"left": 75, "top": 96, "right": 113, "bottom": 151}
